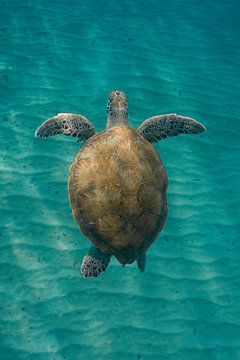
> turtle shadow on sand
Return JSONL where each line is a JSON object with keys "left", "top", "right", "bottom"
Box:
{"left": 35, "top": 90, "right": 206, "bottom": 279}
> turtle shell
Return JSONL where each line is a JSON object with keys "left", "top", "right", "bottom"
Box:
{"left": 68, "top": 125, "right": 168, "bottom": 265}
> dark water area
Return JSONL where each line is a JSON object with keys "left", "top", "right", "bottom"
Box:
{"left": 0, "top": 0, "right": 240, "bottom": 359}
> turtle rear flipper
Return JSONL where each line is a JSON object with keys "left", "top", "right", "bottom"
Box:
{"left": 137, "top": 253, "right": 146, "bottom": 272}
{"left": 81, "top": 245, "right": 111, "bottom": 278}
{"left": 138, "top": 114, "right": 206, "bottom": 143}
{"left": 35, "top": 113, "right": 95, "bottom": 141}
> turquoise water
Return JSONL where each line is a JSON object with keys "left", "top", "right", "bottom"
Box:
{"left": 1, "top": 0, "right": 240, "bottom": 359}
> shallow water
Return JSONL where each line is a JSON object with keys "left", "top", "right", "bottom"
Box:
{"left": 1, "top": 0, "right": 240, "bottom": 359}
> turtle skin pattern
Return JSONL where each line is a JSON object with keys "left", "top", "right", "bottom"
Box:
{"left": 68, "top": 125, "right": 168, "bottom": 265}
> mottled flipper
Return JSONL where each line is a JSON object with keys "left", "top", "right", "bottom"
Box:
{"left": 81, "top": 244, "right": 111, "bottom": 278}
{"left": 138, "top": 114, "right": 206, "bottom": 143}
{"left": 35, "top": 113, "right": 95, "bottom": 140}
{"left": 137, "top": 253, "right": 146, "bottom": 272}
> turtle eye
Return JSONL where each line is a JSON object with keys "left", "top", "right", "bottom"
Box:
{"left": 115, "top": 90, "right": 120, "bottom": 95}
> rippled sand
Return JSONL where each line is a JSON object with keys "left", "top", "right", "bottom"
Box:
{"left": 1, "top": 0, "right": 240, "bottom": 359}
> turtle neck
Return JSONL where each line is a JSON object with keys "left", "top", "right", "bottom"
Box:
{"left": 106, "top": 112, "right": 128, "bottom": 128}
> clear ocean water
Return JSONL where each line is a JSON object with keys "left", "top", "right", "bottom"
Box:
{"left": 1, "top": 0, "right": 240, "bottom": 359}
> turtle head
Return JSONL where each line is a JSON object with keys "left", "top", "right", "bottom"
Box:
{"left": 106, "top": 90, "right": 128, "bottom": 128}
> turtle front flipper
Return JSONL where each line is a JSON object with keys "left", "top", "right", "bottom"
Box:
{"left": 137, "top": 253, "right": 146, "bottom": 272}
{"left": 81, "top": 245, "right": 111, "bottom": 278}
{"left": 138, "top": 114, "right": 206, "bottom": 143}
{"left": 35, "top": 113, "right": 95, "bottom": 141}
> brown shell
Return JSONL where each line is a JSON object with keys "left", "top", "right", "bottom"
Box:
{"left": 68, "top": 126, "right": 168, "bottom": 265}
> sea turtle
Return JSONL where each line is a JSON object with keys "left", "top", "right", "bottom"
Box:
{"left": 35, "top": 90, "right": 206, "bottom": 278}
